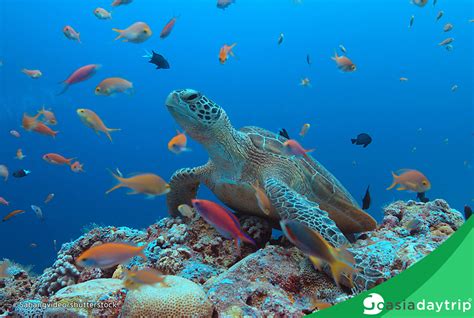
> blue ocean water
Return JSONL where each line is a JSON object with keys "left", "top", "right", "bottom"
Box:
{"left": 0, "top": 0, "right": 472, "bottom": 272}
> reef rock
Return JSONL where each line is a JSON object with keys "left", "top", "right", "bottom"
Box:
{"left": 0, "top": 261, "right": 35, "bottom": 315}
{"left": 121, "top": 275, "right": 213, "bottom": 318}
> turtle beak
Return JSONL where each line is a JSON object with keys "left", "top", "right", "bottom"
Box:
{"left": 165, "top": 90, "right": 181, "bottom": 110}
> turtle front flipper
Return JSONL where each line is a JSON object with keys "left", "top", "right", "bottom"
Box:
{"left": 264, "top": 178, "right": 349, "bottom": 247}
{"left": 167, "top": 165, "right": 210, "bottom": 217}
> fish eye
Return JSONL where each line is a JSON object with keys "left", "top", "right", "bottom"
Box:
{"left": 143, "top": 30, "right": 148, "bottom": 33}
{"left": 95, "top": 87, "right": 100, "bottom": 91}
{"left": 422, "top": 181, "right": 428, "bottom": 186}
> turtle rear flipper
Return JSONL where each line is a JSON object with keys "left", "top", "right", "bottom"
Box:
{"left": 167, "top": 165, "right": 210, "bottom": 217}
{"left": 264, "top": 178, "right": 349, "bottom": 247}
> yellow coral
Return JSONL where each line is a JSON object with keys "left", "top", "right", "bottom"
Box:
{"left": 121, "top": 275, "right": 213, "bottom": 318}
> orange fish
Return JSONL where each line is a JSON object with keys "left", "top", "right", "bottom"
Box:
{"left": 43, "top": 153, "right": 75, "bottom": 166}
{"left": 0, "top": 197, "right": 9, "bottom": 206}
{"left": 2, "top": 209, "right": 26, "bottom": 222}
{"left": 0, "top": 260, "right": 11, "bottom": 278}
{"left": 283, "top": 139, "right": 314, "bottom": 160}
{"left": 95, "top": 77, "right": 134, "bottom": 96}
{"left": 251, "top": 181, "right": 272, "bottom": 216}
{"left": 21, "top": 69, "right": 42, "bottom": 79}
{"left": 387, "top": 169, "right": 431, "bottom": 193}
{"left": 123, "top": 267, "right": 168, "bottom": 289}
{"left": 76, "top": 242, "right": 146, "bottom": 268}
{"left": 168, "top": 130, "right": 191, "bottom": 154}
{"left": 77, "top": 109, "right": 120, "bottom": 142}
{"left": 15, "top": 149, "right": 26, "bottom": 160}
{"left": 38, "top": 106, "right": 57, "bottom": 125}
{"left": 32, "top": 122, "right": 58, "bottom": 138}
{"left": 160, "top": 17, "right": 178, "bottom": 39}
{"left": 106, "top": 171, "right": 171, "bottom": 197}
{"left": 70, "top": 161, "right": 85, "bottom": 173}
{"left": 44, "top": 193, "right": 55, "bottom": 204}
{"left": 22, "top": 113, "right": 41, "bottom": 131}
{"left": 299, "top": 123, "right": 311, "bottom": 137}
{"left": 331, "top": 52, "right": 356, "bottom": 72}
{"left": 219, "top": 43, "right": 237, "bottom": 64}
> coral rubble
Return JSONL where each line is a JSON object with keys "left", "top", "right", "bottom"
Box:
{"left": 2, "top": 199, "right": 464, "bottom": 317}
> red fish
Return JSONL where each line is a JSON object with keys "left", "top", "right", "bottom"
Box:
{"left": 58, "top": 64, "right": 100, "bottom": 95}
{"left": 191, "top": 199, "right": 255, "bottom": 255}
{"left": 283, "top": 139, "right": 314, "bottom": 160}
{"left": 160, "top": 17, "right": 178, "bottom": 39}
{"left": 32, "top": 122, "right": 58, "bottom": 138}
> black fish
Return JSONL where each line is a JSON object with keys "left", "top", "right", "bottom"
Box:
{"left": 362, "top": 186, "right": 371, "bottom": 210}
{"left": 148, "top": 51, "right": 170, "bottom": 69}
{"left": 217, "top": 0, "right": 235, "bottom": 9}
{"left": 279, "top": 128, "right": 290, "bottom": 140}
{"left": 464, "top": 205, "right": 472, "bottom": 220}
{"left": 417, "top": 192, "right": 429, "bottom": 203}
{"left": 306, "top": 54, "right": 311, "bottom": 65}
{"left": 351, "top": 133, "right": 372, "bottom": 148}
{"left": 13, "top": 169, "right": 31, "bottom": 178}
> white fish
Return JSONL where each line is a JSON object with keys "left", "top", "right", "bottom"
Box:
{"left": 31, "top": 205, "right": 44, "bottom": 221}
{"left": 178, "top": 204, "right": 194, "bottom": 218}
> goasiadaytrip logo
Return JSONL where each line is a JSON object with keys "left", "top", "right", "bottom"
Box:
{"left": 363, "top": 293, "right": 472, "bottom": 315}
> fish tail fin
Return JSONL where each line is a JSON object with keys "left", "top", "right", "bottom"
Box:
{"left": 52, "top": 131, "right": 59, "bottom": 138}
{"left": 105, "top": 128, "right": 121, "bottom": 142}
{"left": 331, "top": 50, "right": 338, "bottom": 61}
{"left": 351, "top": 138, "right": 356, "bottom": 144}
{"left": 240, "top": 231, "right": 256, "bottom": 246}
{"left": 66, "top": 158, "right": 76, "bottom": 165}
{"left": 138, "top": 245, "right": 147, "bottom": 261}
{"left": 105, "top": 169, "right": 125, "bottom": 194}
{"left": 386, "top": 172, "right": 398, "bottom": 190}
{"left": 56, "top": 83, "right": 69, "bottom": 96}
{"left": 309, "top": 256, "right": 324, "bottom": 271}
{"left": 329, "top": 259, "right": 356, "bottom": 288}
{"left": 305, "top": 148, "right": 315, "bottom": 154}
{"left": 112, "top": 28, "right": 123, "bottom": 40}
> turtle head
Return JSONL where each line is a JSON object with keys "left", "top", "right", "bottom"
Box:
{"left": 165, "top": 89, "right": 228, "bottom": 141}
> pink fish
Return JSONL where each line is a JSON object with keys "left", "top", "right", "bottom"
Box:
{"left": 58, "top": 64, "right": 100, "bottom": 95}
{"left": 0, "top": 197, "right": 9, "bottom": 206}
{"left": 191, "top": 199, "right": 255, "bottom": 255}
{"left": 10, "top": 130, "right": 21, "bottom": 138}
{"left": 63, "top": 26, "right": 81, "bottom": 43}
{"left": 160, "top": 17, "right": 178, "bottom": 39}
{"left": 283, "top": 139, "right": 315, "bottom": 160}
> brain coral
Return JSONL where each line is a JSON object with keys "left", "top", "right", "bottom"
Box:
{"left": 121, "top": 275, "right": 213, "bottom": 318}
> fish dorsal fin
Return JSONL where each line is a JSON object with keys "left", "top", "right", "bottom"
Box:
{"left": 396, "top": 168, "right": 413, "bottom": 175}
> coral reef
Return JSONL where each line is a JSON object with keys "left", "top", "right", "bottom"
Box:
{"left": 0, "top": 261, "right": 35, "bottom": 315}
{"left": 4, "top": 199, "right": 465, "bottom": 317}
{"left": 121, "top": 275, "right": 213, "bottom": 318}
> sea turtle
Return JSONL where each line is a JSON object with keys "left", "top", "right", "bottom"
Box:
{"left": 165, "top": 89, "right": 376, "bottom": 247}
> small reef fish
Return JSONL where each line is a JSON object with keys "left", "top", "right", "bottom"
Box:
{"left": 178, "top": 204, "right": 194, "bottom": 218}
{"left": 0, "top": 165, "right": 9, "bottom": 181}
{"left": 63, "top": 26, "right": 81, "bottom": 43}
{"left": 31, "top": 205, "right": 44, "bottom": 221}
{"left": 251, "top": 181, "right": 272, "bottom": 216}
{"left": 30, "top": 243, "right": 38, "bottom": 248}
{"left": 191, "top": 199, "right": 256, "bottom": 255}
{"left": 43, "top": 153, "right": 74, "bottom": 166}
{"left": 338, "top": 44, "right": 347, "bottom": 54}
{"left": 160, "top": 17, "right": 178, "bottom": 39}
{"left": 13, "top": 169, "right": 31, "bottom": 178}
{"left": 219, "top": 43, "right": 237, "bottom": 64}
{"left": 445, "top": 44, "right": 453, "bottom": 52}
{"left": 280, "top": 220, "right": 357, "bottom": 288}
{"left": 451, "top": 84, "right": 458, "bottom": 92}
{"left": 44, "top": 193, "right": 55, "bottom": 204}
{"left": 15, "top": 149, "right": 26, "bottom": 160}
{"left": 436, "top": 11, "right": 444, "bottom": 22}
{"left": 0, "top": 197, "right": 9, "bottom": 206}
{"left": 112, "top": 0, "right": 133, "bottom": 6}
{"left": 438, "top": 38, "right": 454, "bottom": 46}
{"left": 32, "top": 122, "right": 58, "bottom": 138}
{"left": 411, "top": 0, "right": 428, "bottom": 7}
{"left": 94, "top": 8, "right": 112, "bottom": 20}
{"left": 106, "top": 171, "right": 171, "bottom": 197}
{"left": 95, "top": 77, "right": 134, "bottom": 96}
{"left": 76, "top": 108, "right": 120, "bottom": 142}
{"left": 10, "top": 130, "right": 21, "bottom": 138}
{"left": 38, "top": 106, "right": 57, "bottom": 125}
{"left": 300, "top": 77, "right": 311, "bottom": 87}
{"left": 400, "top": 77, "right": 409, "bottom": 82}
{"left": 21, "top": 69, "right": 42, "bottom": 79}
{"left": 217, "top": 0, "right": 235, "bottom": 9}
{"left": 362, "top": 186, "right": 371, "bottom": 210}
{"left": 144, "top": 50, "right": 170, "bottom": 69}
{"left": 22, "top": 113, "right": 41, "bottom": 131}
{"left": 306, "top": 54, "right": 311, "bottom": 66}
{"left": 0, "top": 260, "right": 10, "bottom": 278}
{"left": 299, "top": 123, "right": 310, "bottom": 137}
{"left": 168, "top": 130, "right": 191, "bottom": 154}
{"left": 443, "top": 23, "right": 453, "bottom": 32}
{"left": 71, "top": 161, "right": 85, "bottom": 173}
{"left": 433, "top": 0, "right": 437, "bottom": 6}
{"left": 113, "top": 22, "right": 152, "bottom": 43}
{"left": 123, "top": 267, "right": 168, "bottom": 289}
{"left": 58, "top": 64, "right": 100, "bottom": 95}
{"left": 409, "top": 15, "right": 415, "bottom": 28}
{"left": 53, "top": 239, "right": 57, "bottom": 252}
{"left": 283, "top": 139, "right": 314, "bottom": 160}
{"left": 387, "top": 169, "right": 431, "bottom": 193}
{"left": 351, "top": 133, "right": 372, "bottom": 148}
{"left": 464, "top": 205, "right": 472, "bottom": 220}
{"left": 76, "top": 242, "right": 146, "bottom": 269}
{"left": 332, "top": 52, "right": 356, "bottom": 72}
{"left": 2, "top": 209, "right": 26, "bottom": 222}
{"left": 405, "top": 218, "right": 422, "bottom": 232}
{"left": 277, "top": 33, "right": 284, "bottom": 45}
